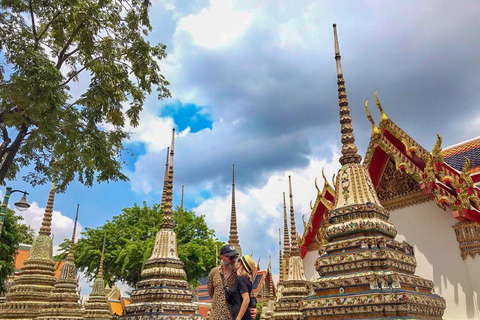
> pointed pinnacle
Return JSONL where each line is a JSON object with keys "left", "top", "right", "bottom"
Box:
{"left": 229, "top": 164, "right": 240, "bottom": 248}
{"left": 332, "top": 24, "right": 362, "bottom": 166}
{"left": 161, "top": 128, "right": 175, "bottom": 229}
{"left": 66, "top": 204, "right": 79, "bottom": 262}
{"left": 39, "top": 182, "right": 56, "bottom": 236}
{"left": 283, "top": 192, "right": 290, "bottom": 255}
{"left": 289, "top": 176, "right": 299, "bottom": 256}
{"left": 98, "top": 232, "right": 106, "bottom": 278}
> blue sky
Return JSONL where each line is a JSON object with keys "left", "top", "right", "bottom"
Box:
{"left": 4, "top": 0, "right": 480, "bottom": 295}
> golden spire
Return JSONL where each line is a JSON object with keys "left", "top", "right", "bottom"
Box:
{"left": 288, "top": 176, "right": 299, "bottom": 257}
{"left": 161, "top": 147, "right": 170, "bottom": 209}
{"left": 98, "top": 232, "right": 106, "bottom": 278}
{"left": 228, "top": 164, "right": 242, "bottom": 255}
{"left": 278, "top": 228, "right": 283, "bottom": 285}
{"left": 333, "top": 23, "right": 362, "bottom": 166}
{"left": 283, "top": 192, "right": 290, "bottom": 257}
{"left": 66, "top": 204, "right": 79, "bottom": 263}
{"left": 39, "top": 182, "right": 56, "bottom": 236}
{"left": 84, "top": 233, "right": 110, "bottom": 320}
{"left": 161, "top": 129, "right": 175, "bottom": 229}
{"left": 181, "top": 184, "right": 184, "bottom": 210}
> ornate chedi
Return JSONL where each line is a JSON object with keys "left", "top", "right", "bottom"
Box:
{"left": 301, "top": 24, "right": 446, "bottom": 319}
{"left": 272, "top": 176, "right": 308, "bottom": 320}
{"left": 84, "top": 234, "right": 111, "bottom": 320}
{"left": 263, "top": 263, "right": 276, "bottom": 320}
{"left": 279, "top": 192, "right": 291, "bottom": 288}
{"left": 121, "top": 129, "right": 202, "bottom": 320}
{"left": 0, "top": 183, "right": 57, "bottom": 320}
{"left": 38, "top": 205, "right": 84, "bottom": 320}
{"left": 228, "top": 164, "right": 242, "bottom": 256}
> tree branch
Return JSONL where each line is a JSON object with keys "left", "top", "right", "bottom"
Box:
{"left": 0, "top": 124, "right": 28, "bottom": 185}
{"left": 37, "top": 9, "right": 64, "bottom": 42}
{"left": 60, "top": 65, "right": 87, "bottom": 87}
{"left": 56, "top": 20, "right": 86, "bottom": 70}
{"left": 28, "top": 0, "right": 37, "bottom": 40}
{"left": 0, "top": 124, "right": 11, "bottom": 161}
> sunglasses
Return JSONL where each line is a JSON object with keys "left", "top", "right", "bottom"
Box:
{"left": 227, "top": 254, "right": 238, "bottom": 261}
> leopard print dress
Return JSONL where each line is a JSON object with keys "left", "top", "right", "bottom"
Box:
{"left": 207, "top": 265, "right": 238, "bottom": 320}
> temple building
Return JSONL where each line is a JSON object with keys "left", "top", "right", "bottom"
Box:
{"left": 121, "top": 129, "right": 203, "bottom": 319}
{"left": 299, "top": 30, "right": 480, "bottom": 320}
{"left": 300, "top": 24, "right": 446, "bottom": 319}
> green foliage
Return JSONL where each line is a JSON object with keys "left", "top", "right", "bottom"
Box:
{"left": 256, "top": 300, "right": 262, "bottom": 320}
{"left": 17, "top": 222, "right": 35, "bottom": 244}
{"left": 55, "top": 203, "right": 223, "bottom": 288}
{"left": 0, "top": 0, "right": 170, "bottom": 190}
{"left": 0, "top": 208, "right": 23, "bottom": 294}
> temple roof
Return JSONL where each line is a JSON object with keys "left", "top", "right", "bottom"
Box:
{"left": 443, "top": 136, "right": 480, "bottom": 174}
{"left": 299, "top": 97, "right": 480, "bottom": 258}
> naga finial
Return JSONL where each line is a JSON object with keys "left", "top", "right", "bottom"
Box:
{"left": 375, "top": 90, "right": 389, "bottom": 124}
{"left": 461, "top": 157, "right": 473, "bottom": 186}
{"left": 432, "top": 134, "right": 444, "bottom": 163}
{"left": 321, "top": 168, "right": 332, "bottom": 190}
{"left": 365, "top": 99, "right": 381, "bottom": 139}
{"left": 315, "top": 177, "right": 320, "bottom": 195}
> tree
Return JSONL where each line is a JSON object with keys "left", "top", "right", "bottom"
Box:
{"left": 0, "top": 0, "right": 170, "bottom": 191}
{"left": 55, "top": 203, "right": 223, "bottom": 288}
{"left": 17, "top": 223, "right": 35, "bottom": 245}
{"left": 0, "top": 208, "right": 25, "bottom": 294}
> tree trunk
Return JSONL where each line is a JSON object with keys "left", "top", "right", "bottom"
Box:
{"left": 0, "top": 125, "right": 28, "bottom": 185}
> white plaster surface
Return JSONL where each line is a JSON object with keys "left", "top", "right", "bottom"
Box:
{"left": 303, "top": 250, "right": 319, "bottom": 281}
{"left": 390, "top": 201, "right": 479, "bottom": 320}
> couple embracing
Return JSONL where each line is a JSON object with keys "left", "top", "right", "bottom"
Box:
{"left": 207, "top": 245, "right": 258, "bottom": 320}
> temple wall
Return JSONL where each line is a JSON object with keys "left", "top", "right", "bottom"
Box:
{"left": 389, "top": 201, "right": 480, "bottom": 320}
{"left": 303, "top": 250, "right": 319, "bottom": 281}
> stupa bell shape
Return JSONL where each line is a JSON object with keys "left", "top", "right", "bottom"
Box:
{"left": 0, "top": 183, "right": 57, "bottom": 320}
{"left": 121, "top": 129, "right": 202, "bottom": 319}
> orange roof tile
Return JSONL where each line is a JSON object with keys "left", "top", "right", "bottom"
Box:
{"left": 109, "top": 300, "right": 124, "bottom": 316}
{"left": 14, "top": 246, "right": 64, "bottom": 279}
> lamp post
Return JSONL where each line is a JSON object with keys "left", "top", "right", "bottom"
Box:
{"left": 0, "top": 187, "right": 30, "bottom": 235}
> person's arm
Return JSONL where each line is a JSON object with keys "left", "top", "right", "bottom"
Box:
{"left": 236, "top": 291, "right": 250, "bottom": 320}
{"left": 207, "top": 270, "right": 214, "bottom": 298}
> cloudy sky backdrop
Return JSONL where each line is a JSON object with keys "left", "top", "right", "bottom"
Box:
{"left": 5, "top": 0, "right": 480, "bottom": 295}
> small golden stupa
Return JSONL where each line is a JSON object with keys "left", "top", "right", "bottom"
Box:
{"left": 121, "top": 129, "right": 202, "bottom": 319}
{"left": 84, "top": 234, "right": 111, "bottom": 320}
{"left": 272, "top": 176, "right": 308, "bottom": 320}
{"left": 0, "top": 184, "right": 57, "bottom": 320}
{"left": 38, "top": 205, "right": 84, "bottom": 320}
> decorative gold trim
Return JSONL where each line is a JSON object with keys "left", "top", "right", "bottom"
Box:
{"left": 453, "top": 221, "right": 480, "bottom": 260}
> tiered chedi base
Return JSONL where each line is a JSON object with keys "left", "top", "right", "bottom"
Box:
{"left": 0, "top": 234, "right": 56, "bottom": 320}
{"left": 37, "top": 259, "right": 84, "bottom": 320}
{"left": 84, "top": 277, "right": 111, "bottom": 319}
{"left": 121, "top": 228, "right": 202, "bottom": 319}
{"left": 272, "top": 256, "right": 308, "bottom": 320}
{"left": 302, "top": 202, "right": 446, "bottom": 319}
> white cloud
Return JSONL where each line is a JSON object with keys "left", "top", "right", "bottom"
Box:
{"left": 177, "top": 0, "right": 252, "bottom": 49}
{"left": 6, "top": 197, "right": 84, "bottom": 254}
{"left": 193, "top": 145, "right": 341, "bottom": 273}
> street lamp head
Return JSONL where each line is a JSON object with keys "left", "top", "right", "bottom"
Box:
{"left": 14, "top": 194, "right": 30, "bottom": 211}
